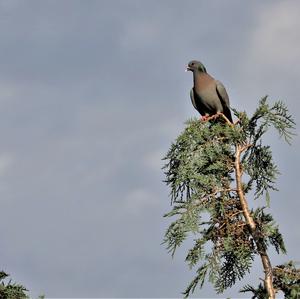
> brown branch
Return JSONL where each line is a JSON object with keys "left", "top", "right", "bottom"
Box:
{"left": 229, "top": 210, "right": 243, "bottom": 218}
{"left": 240, "top": 143, "right": 253, "bottom": 153}
{"left": 234, "top": 144, "right": 275, "bottom": 299}
{"left": 218, "top": 112, "right": 234, "bottom": 126}
{"left": 235, "top": 145, "right": 256, "bottom": 230}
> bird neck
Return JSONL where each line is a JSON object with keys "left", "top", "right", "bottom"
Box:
{"left": 193, "top": 71, "right": 212, "bottom": 88}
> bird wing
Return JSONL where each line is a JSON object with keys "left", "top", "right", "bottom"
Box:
{"left": 215, "top": 80, "right": 233, "bottom": 123}
{"left": 190, "top": 88, "right": 198, "bottom": 111}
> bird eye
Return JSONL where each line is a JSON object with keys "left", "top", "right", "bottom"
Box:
{"left": 191, "top": 62, "right": 194, "bottom": 66}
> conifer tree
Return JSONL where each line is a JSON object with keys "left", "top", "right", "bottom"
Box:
{"left": 0, "top": 271, "right": 45, "bottom": 299}
{"left": 163, "top": 97, "right": 300, "bottom": 298}
{"left": 0, "top": 271, "right": 28, "bottom": 299}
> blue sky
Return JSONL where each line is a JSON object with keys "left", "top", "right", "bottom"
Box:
{"left": 0, "top": 1, "right": 299, "bottom": 298}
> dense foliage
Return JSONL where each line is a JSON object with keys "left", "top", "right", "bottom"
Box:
{"left": 0, "top": 271, "right": 28, "bottom": 299}
{"left": 0, "top": 271, "right": 45, "bottom": 299}
{"left": 241, "top": 261, "right": 300, "bottom": 298}
{"left": 162, "top": 97, "right": 299, "bottom": 297}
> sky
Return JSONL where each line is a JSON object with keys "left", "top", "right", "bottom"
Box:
{"left": 0, "top": 0, "right": 299, "bottom": 298}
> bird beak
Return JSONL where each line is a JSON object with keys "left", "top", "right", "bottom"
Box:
{"left": 185, "top": 66, "right": 192, "bottom": 72}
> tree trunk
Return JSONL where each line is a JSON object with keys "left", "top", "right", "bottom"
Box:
{"left": 235, "top": 144, "right": 275, "bottom": 299}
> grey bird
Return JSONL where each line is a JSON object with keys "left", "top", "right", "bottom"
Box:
{"left": 186, "top": 60, "right": 233, "bottom": 123}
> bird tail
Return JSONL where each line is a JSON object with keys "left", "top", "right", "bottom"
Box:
{"left": 223, "top": 108, "right": 233, "bottom": 123}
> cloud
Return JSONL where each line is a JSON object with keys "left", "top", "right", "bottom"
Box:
{"left": 143, "top": 148, "right": 165, "bottom": 172}
{"left": 119, "top": 18, "right": 160, "bottom": 51}
{"left": 0, "top": 153, "right": 14, "bottom": 176}
{"left": 249, "top": 2, "right": 300, "bottom": 68}
{"left": 0, "top": 82, "right": 16, "bottom": 101}
{"left": 240, "top": 0, "right": 300, "bottom": 89}
{"left": 123, "top": 188, "right": 158, "bottom": 215}
{"left": 232, "top": 1, "right": 300, "bottom": 120}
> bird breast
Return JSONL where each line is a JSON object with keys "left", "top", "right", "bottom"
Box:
{"left": 194, "top": 77, "right": 224, "bottom": 113}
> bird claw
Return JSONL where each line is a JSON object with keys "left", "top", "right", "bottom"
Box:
{"left": 201, "top": 113, "right": 233, "bottom": 126}
{"left": 202, "top": 114, "right": 218, "bottom": 122}
{"left": 200, "top": 115, "right": 209, "bottom": 121}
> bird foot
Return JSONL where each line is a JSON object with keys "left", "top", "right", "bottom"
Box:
{"left": 200, "top": 115, "right": 209, "bottom": 121}
{"left": 204, "top": 113, "right": 219, "bottom": 122}
{"left": 203, "top": 113, "right": 233, "bottom": 126}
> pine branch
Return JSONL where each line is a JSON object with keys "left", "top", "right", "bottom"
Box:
{"left": 0, "top": 271, "right": 29, "bottom": 299}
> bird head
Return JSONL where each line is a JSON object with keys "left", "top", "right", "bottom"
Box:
{"left": 186, "top": 60, "right": 207, "bottom": 73}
